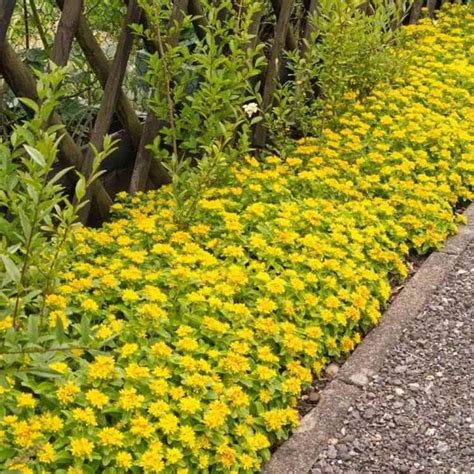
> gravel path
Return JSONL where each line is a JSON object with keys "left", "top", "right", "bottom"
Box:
{"left": 311, "top": 241, "right": 474, "bottom": 474}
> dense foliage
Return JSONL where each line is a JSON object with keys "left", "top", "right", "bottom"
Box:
{"left": 0, "top": 4, "right": 473, "bottom": 474}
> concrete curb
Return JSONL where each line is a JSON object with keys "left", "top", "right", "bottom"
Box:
{"left": 265, "top": 203, "right": 474, "bottom": 474}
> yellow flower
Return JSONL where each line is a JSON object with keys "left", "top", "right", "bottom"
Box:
{"left": 179, "top": 397, "right": 201, "bottom": 414}
{"left": 158, "top": 413, "right": 179, "bottom": 435}
{"left": 263, "top": 409, "right": 289, "bottom": 431}
{"left": 41, "top": 413, "right": 63, "bottom": 432}
{"left": 125, "top": 362, "right": 150, "bottom": 379}
{"left": 85, "top": 389, "right": 109, "bottom": 409}
{"left": 120, "top": 343, "right": 139, "bottom": 357}
{"left": 203, "top": 401, "right": 229, "bottom": 429}
{"left": 265, "top": 277, "right": 286, "bottom": 294}
{"left": 57, "top": 382, "right": 80, "bottom": 404}
{"left": 118, "top": 387, "right": 144, "bottom": 411}
{"left": 98, "top": 427, "right": 124, "bottom": 447}
{"left": 248, "top": 432, "right": 270, "bottom": 451}
{"left": 70, "top": 438, "right": 94, "bottom": 458}
{"left": 151, "top": 341, "right": 173, "bottom": 357}
{"left": 122, "top": 288, "right": 140, "bottom": 302}
{"left": 130, "top": 415, "right": 155, "bottom": 438}
{"left": 81, "top": 298, "right": 99, "bottom": 312}
{"left": 166, "top": 447, "right": 183, "bottom": 464}
{"left": 72, "top": 407, "right": 97, "bottom": 426}
{"left": 222, "top": 353, "right": 249, "bottom": 374}
{"left": 175, "top": 336, "right": 198, "bottom": 351}
{"left": 48, "top": 361, "right": 68, "bottom": 373}
{"left": 16, "top": 393, "right": 37, "bottom": 408}
{"left": 38, "top": 443, "right": 56, "bottom": 463}
{"left": 255, "top": 297, "right": 277, "bottom": 313}
{"left": 116, "top": 451, "right": 133, "bottom": 469}
{"left": 88, "top": 355, "right": 116, "bottom": 380}
{"left": 217, "top": 444, "right": 237, "bottom": 469}
{"left": 179, "top": 425, "right": 196, "bottom": 447}
{"left": 226, "top": 385, "right": 249, "bottom": 407}
{"left": 139, "top": 449, "right": 164, "bottom": 473}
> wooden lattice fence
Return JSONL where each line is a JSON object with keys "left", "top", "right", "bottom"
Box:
{"left": 0, "top": 0, "right": 454, "bottom": 224}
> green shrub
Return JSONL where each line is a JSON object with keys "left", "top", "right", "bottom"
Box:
{"left": 136, "top": 0, "right": 265, "bottom": 226}
{"left": 0, "top": 65, "right": 112, "bottom": 364}
{"left": 269, "top": 0, "right": 413, "bottom": 147}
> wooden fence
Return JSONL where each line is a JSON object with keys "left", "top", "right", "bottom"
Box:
{"left": 0, "top": 0, "right": 452, "bottom": 223}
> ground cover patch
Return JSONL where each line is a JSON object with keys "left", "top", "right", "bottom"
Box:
{"left": 0, "top": 5, "right": 473, "bottom": 473}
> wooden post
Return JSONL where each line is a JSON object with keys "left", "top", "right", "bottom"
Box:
{"left": 426, "top": 0, "right": 436, "bottom": 17}
{"left": 0, "top": 0, "right": 16, "bottom": 46}
{"left": 168, "top": 0, "right": 189, "bottom": 47}
{"left": 51, "top": 0, "right": 83, "bottom": 66}
{"left": 301, "top": 0, "right": 319, "bottom": 56}
{"left": 129, "top": 114, "right": 169, "bottom": 193}
{"left": 253, "top": 0, "right": 294, "bottom": 148}
{"left": 271, "top": 0, "right": 298, "bottom": 51}
{"left": 55, "top": 0, "right": 142, "bottom": 150}
{"left": 78, "top": 0, "right": 141, "bottom": 223}
{"left": 0, "top": 41, "right": 112, "bottom": 219}
{"left": 409, "top": 0, "right": 424, "bottom": 23}
{"left": 188, "top": 0, "right": 207, "bottom": 40}
{"left": 245, "top": 10, "right": 264, "bottom": 52}
{"left": 129, "top": 0, "right": 188, "bottom": 194}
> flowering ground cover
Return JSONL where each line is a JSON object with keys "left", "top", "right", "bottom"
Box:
{"left": 0, "top": 5, "right": 473, "bottom": 473}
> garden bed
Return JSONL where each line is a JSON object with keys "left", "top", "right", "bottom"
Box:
{"left": 0, "top": 5, "right": 473, "bottom": 473}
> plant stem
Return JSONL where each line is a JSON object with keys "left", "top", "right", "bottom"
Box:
{"left": 155, "top": 9, "right": 178, "bottom": 160}
{"left": 12, "top": 169, "right": 50, "bottom": 328}
{"left": 29, "top": 0, "right": 50, "bottom": 53}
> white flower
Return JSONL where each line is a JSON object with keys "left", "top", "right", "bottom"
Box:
{"left": 243, "top": 102, "right": 258, "bottom": 118}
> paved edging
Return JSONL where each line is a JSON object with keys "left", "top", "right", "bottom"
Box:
{"left": 265, "top": 203, "right": 474, "bottom": 474}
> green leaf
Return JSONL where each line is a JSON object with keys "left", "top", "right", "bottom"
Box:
{"left": 18, "top": 208, "right": 32, "bottom": 236}
{"left": 27, "top": 369, "right": 62, "bottom": 379}
{"left": 28, "top": 315, "right": 40, "bottom": 343}
{"left": 18, "top": 97, "right": 39, "bottom": 114}
{"left": 55, "top": 316, "right": 65, "bottom": 344}
{"left": 24, "top": 145, "right": 46, "bottom": 167}
{"left": 1, "top": 255, "right": 20, "bottom": 282}
{"left": 0, "top": 448, "right": 17, "bottom": 462}
{"left": 49, "top": 166, "right": 74, "bottom": 185}
{"left": 80, "top": 315, "right": 91, "bottom": 344}
{"left": 75, "top": 176, "right": 86, "bottom": 201}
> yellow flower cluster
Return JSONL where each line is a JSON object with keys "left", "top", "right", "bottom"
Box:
{"left": 0, "top": 5, "right": 472, "bottom": 473}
